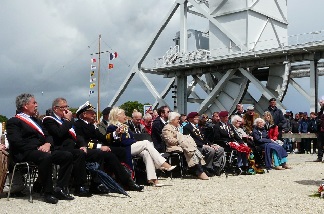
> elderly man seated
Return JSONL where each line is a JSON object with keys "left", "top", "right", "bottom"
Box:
{"left": 183, "top": 112, "right": 225, "bottom": 176}
{"left": 6, "top": 93, "right": 74, "bottom": 204}
{"left": 127, "top": 111, "right": 146, "bottom": 134}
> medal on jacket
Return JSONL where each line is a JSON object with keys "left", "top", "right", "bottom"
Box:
{"left": 88, "top": 140, "right": 94, "bottom": 149}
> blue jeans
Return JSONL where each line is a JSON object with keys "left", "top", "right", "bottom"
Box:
{"left": 282, "top": 138, "right": 292, "bottom": 152}
{"left": 237, "top": 152, "right": 248, "bottom": 168}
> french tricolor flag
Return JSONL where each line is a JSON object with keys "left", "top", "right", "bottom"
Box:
{"left": 110, "top": 52, "right": 118, "bottom": 60}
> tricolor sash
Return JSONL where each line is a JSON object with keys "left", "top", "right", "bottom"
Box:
{"left": 15, "top": 113, "right": 45, "bottom": 137}
{"left": 43, "top": 116, "right": 77, "bottom": 140}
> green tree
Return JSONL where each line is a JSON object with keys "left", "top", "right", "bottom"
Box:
{"left": 0, "top": 115, "right": 8, "bottom": 123}
{"left": 69, "top": 107, "right": 78, "bottom": 114}
{"left": 120, "top": 101, "right": 146, "bottom": 117}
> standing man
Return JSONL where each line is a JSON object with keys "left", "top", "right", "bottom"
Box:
{"left": 183, "top": 112, "right": 225, "bottom": 176}
{"left": 316, "top": 99, "right": 324, "bottom": 162}
{"left": 151, "top": 106, "right": 170, "bottom": 153}
{"left": 243, "top": 105, "right": 260, "bottom": 134}
{"left": 267, "top": 98, "right": 286, "bottom": 140}
{"left": 6, "top": 93, "right": 74, "bottom": 204}
{"left": 98, "top": 107, "right": 111, "bottom": 135}
{"left": 42, "top": 97, "right": 92, "bottom": 197}
{"left": 232, "top": 104, "right": 246, "bottom": 118}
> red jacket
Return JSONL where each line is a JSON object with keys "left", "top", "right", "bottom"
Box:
{"left": 268, "top": 125, "right": 279, "bottom": 141}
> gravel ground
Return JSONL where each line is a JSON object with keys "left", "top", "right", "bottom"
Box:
{"left": 1, "top": 153, "right": 324, "bottom": 214}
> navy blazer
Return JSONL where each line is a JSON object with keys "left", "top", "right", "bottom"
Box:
{"left": 151, "top": 117, "right": 166, "bottom": 153}
{"left": 6, "top": 116, "right": 54, "bottom": 162}
{"left": 74, "top": 119, "right": 112, "bottom": 149}
{"left": 42, "top": 114, "right": 78, "bottom": 150}
{"left": 213, "top": 122, "right": 242, "bottom": 144}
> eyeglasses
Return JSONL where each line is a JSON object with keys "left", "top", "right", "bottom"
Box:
{"left": 56, "top": 105, "right": 69, "bottom": 109}
{"left": 237, "top": 120, "right": 242, "bottom": 123}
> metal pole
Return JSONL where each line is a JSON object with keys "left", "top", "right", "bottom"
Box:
{"left": 97, "top": 34, "right": 101, "bottom": 121}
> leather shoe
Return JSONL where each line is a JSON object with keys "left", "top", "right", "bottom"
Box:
{"left": 89, "top": 184, "right": 109, "bottom": 195}
{"left": 44, "top": 194, "right": 58, "bottom": 204}
{"left": 54, "top": 187, "right": 74, "bottom": 200}
{"left": 127, "top": 179, "right": 144, "bottom": 191}
{"left": 74, "top": 186, "right": 92, "bottom": 197}
{"left": 314, "top": 159, "right": 322, "bottom": 162}
{"left": 214, "top": 167, "right": 222, "bottom": 176}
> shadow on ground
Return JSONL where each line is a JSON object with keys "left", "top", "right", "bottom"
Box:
{"left": 295, "top": 179, "right": 323, "bottom": 186}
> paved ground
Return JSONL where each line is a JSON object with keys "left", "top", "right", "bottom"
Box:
{"left": 1, "top": 153, "right": 324, "bottom": 214}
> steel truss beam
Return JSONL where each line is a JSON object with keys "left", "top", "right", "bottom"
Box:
{"left": 109, "top": 2, "right": 180, "bottom": 107}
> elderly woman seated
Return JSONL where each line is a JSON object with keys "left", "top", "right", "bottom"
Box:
{"left": 251, "top": 118, "right": 292, "bottom": 170}
{"left": 106, "top": 107, "right": 176, "bottom": 187}
{"left": 161, "top": 112, "right": 209, "bottom": 180}
{"left": 231, "top": 115, "right": 253, "bottom": 174}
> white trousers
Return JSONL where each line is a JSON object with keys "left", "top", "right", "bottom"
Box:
{"left": 131, "top": 140, "right": 166, "bottom": 180}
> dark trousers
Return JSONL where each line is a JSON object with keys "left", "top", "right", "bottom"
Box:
{"left": 60, "top": 148, "right": 87, "bottom": 187}
{"left": 318, "top": 132, "right": 324, "bottom": 159}
{"left": 86, "top": 149, "right": 130, "bottom": 185}
{"left": 110, "top": 147, "right": 127, "bottom": 163}
{"left": 23, "top": 150, "right": 73, "bottom": 193}
{"left": 102, "top": 151, "right": 130, "bottom": 185}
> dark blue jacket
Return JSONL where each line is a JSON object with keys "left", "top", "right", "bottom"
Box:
{"left": 268, "top": 106, "right": 286, "bottom": 129}
{"left": 252, "top": 126, "right": 287, "bottom": 169}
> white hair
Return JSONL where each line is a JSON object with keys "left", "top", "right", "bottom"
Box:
{"left": 253, "top": 117, "right": 265, "bottom": 126}
{"left": 132, "top": 111, "right": 142, "bottom": 118}
{"left": 231, "top": 115, "right": 242, "bottom": 125}
{"left": 168, "top": 112, "right": 180, "bottom": 122}
{"left": 143, "top": 113, "right": 152, "bottom": 120}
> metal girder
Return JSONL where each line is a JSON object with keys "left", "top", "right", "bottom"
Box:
{"left": 274, "top": 0, "right": 288, "bottom": 23}
{"left": 239, "top": 68, "right": 286, "bottom": 110}
{"left": 205, "top": 73, "right": 216, "bottom": 89}
{"left": 198, "top": 69, "right": 235, "bottom": 113}
{"left": 108, "top": 72, "right": 136, "bottom": 107}
{"left": 152, "top": 78, "right": 175, "bottom": 109}
{"left": 137, "top": 71, "right": 169, "bottom": 107}
{"left": 188, "top": 0, "right": 246, "bottom": 51}
{"left": 192, "top": 75, "right": 212, "bottom": 93}
{"left": 210, "top": 0, "right": 228, "bottom": 16}
{"left": 289, "top": 78, "right": 311, "bottom": 102}
{"left": 109, "top": 2, "right": 180, "bottom": 107}
{"left": 253, "top": 18, "right": 270, "bottom": 50}
{"left": 310, "top": 60, "right": 319, "bottom": 112}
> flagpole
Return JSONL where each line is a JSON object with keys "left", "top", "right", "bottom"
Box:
{"left": 97, "top": 34, "right": 101, "bottom": 121}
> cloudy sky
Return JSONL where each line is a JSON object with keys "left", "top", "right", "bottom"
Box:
{"left": 0, "top": 0, "right": 323, "bottom": 118}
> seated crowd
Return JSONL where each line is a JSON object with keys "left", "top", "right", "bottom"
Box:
{"left": 5, "top": 93, "right": 312, "bottom": 205}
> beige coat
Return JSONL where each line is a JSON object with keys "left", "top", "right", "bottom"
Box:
{"left": 162, "top": 124, "right": 205, "bottom": 167}
{"left": 161, "top": 124, "right": 183, "bottom": 153}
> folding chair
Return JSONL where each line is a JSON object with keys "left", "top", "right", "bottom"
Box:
{"left": 7, "top": 162, "right": 37, "bottom": 203}
{"left": 165, "top": 151, "right": 186, "bottom": 179}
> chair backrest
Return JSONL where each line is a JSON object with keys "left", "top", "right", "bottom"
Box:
{"left": 133, "top": 133, "right": 152, "bottom": 141}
